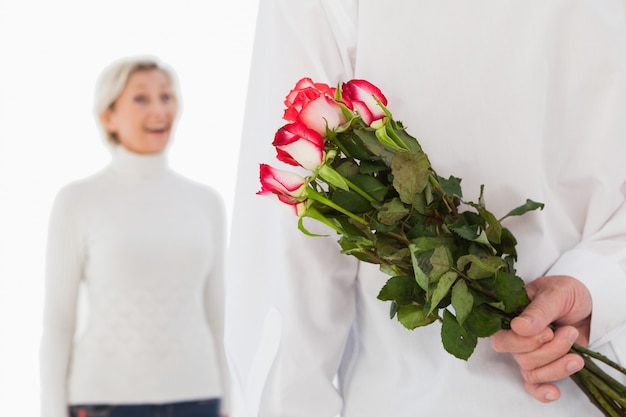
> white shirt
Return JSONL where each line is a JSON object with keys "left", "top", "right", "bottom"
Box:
{"left": 226, "top": 1, "right": 626, "bottom": 416}
{"left": 40, "top": 146, "right": 230, "bottom": 417}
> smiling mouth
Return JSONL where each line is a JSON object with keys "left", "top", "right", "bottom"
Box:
{"left": 146, "top": 127, "right": 169, "bottom": 134}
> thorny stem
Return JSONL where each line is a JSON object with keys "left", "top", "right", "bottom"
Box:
{"left": 306, "top": 187, "right": 368, "bottom": 225}
{"left": 572, "top": 344, "right": 626, "bottom": 379}
{"left": 571, "top": 370, "right": 623, "bottom": 417}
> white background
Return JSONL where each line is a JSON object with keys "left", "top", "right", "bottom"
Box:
{"left": 0, "top": 1, "right": 258, "bottom": 415}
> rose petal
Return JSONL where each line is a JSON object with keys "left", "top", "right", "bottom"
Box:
{"left": 297, "top": 96, "right": 346, "bottom": 135}
{"left": 352, "top": 101, "right": 375, "bottom": 126}
{"left": 273, "top": 123, "right": 324, "bottom": 170}
{"left": 258, "top": 164, "right": 306, "bottom": 195}
{"left": 342, "top": 80, "right": 388, "bottom": 124}
{"left": 342, "top": 79, "right": 388, "bottom": 106}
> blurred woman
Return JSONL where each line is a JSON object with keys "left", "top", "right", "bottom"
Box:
{"left": 40, "top": 56, "right": 230, "bottom": 417}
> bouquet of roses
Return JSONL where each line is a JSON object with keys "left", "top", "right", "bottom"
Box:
{"left": 258, "top": 77, "right": 626, "bottom": 416}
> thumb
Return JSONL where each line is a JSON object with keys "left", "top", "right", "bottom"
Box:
{"left": 509, "top": 276, "right": 572, "bottom": 337}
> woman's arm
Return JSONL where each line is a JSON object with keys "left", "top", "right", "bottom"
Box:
{"left": 40, "top": 184, "right": 85, "bottom": 417}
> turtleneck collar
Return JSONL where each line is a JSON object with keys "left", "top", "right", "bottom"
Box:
{"left": 109, "top": 145, "right": 169, "bottom": 180}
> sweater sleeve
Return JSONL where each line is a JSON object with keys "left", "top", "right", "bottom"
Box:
{"left": 40, "top": 184, "right": 85, "bottom": 417}
{"left": 203, "top": 190, "right": 231, "bottom": 415}
{"left": 225, "top": 1, "right": 360, "bottom": 416}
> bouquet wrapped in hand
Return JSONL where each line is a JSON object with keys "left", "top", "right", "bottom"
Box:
{"left": 258, "top": 77, "right": 626, "bottom": 416}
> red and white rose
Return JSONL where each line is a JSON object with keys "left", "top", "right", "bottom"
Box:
{"left": 257, "top": 164, "right": 308, "bottom": 215}
{"left": 273, "top": 122, "right": 325, "bottom": 171}
{"left": 342, "top": 79, "right": 388, "bottom": 126}
{"left": 283, "top": 77, "right": 348, "bottom": 135}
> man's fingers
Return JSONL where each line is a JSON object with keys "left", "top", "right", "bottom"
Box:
{"left": 512, "top": 326, "right": 580, "bottom": 371}
{"left": 519, "top": 351, "right": 584, "bottom": 385}
{"left": 524, "top": 381, "right": 561, "bottom": 403}
{"left": 491, "top": 328, "right": 553, "bottom": 353}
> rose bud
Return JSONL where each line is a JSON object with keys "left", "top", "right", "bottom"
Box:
{"left": 342, "top": 79, "right": 388, "bottom": 126}
{"left": 273, "top": 123, "right": 325, "bottom": 171}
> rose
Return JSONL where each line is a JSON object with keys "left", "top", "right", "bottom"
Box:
{"left": 298, "top": 95, "right": 348, "bottom": 136}
{"left": 273, "top": 123, "right": 325, "bottom": 171}
{"left": 283, "top": 77, "right": 348, "bottom": 135}
{"left": 259, "top": 77, "right": 626, "bottom": 415}
{"left": 342, "top": 79, "right": 388, "bottom": 126}
{"left": 283, "top": 77, "right": 336, "bottom": 121}
{"left": 257, "top": 164, "right": 308, "bottom": 215}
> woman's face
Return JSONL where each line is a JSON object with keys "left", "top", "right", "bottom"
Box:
{"left": 104, "top": 69, "right": 178, "bottom": 154}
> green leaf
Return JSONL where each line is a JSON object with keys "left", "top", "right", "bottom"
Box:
{"left": 423, "top": 182, "right": 434, "bottom": 205}
{"left": 330, "top": 189, "right": 372, "bottom": 213}
{"left": 380, "top": 262, "right": 404, "bottom": 277}
{"left": 334, "top": 216, "right": 374, "bottom": 239}
{"left": 474, "top": 230, "right": 494, "bottom": 249}
{"left": 340, "top": 135, "right": 378, "bottom": 161}
{"left": 334, "top": 160, "right": 360, "bottom": 177}
{"left": 466, "top": 202, "right": 503, "bottom": 244}
{"left": 338, "top": 239, "right": 381, "bottom": 264}
{"left": 429, "top": 246, "right": 452, "bottom": 280}
{"left": 495, "top": 228, "right": 518, "bottom": 259}
{"left": 411, "top": 191, "right": 428, "bottom": 215}
{"left": 377, "top": 198, "right": 409, "bottom": 225}
{"left": 441, "top": 310, "right": 477, "bottom": 360}
{"left": 377, "top": 275, "right": 418, "bottom": 305}
{"left": 494, "top": 271, "right": 529, "bottom": 313}
{"left": 337, "top": 233, "right": 379, "bottom": 264}
{"left": 397, "top": 304, "right": 437, "bottom": 330}
{"left": 378, "top": 245, "right": 411, "bottom": 267}
{"left": 353, "top": 127, "right": 395, "bottom": 165}
{"left": 449, "top": 224, "right": 482, "bottom": 242}
{"left": 501, "top": 199, "right": 545, "bottom": 221}
{"left": 393, "top": 127, "right": 422, "bottom": 153}
{"left": 438, "top": 175, "right": 463, "bottom": 198}
{"left": 428, "top": 271, "right": 457, "bottom": 314}
{"left": 410, "top": 254, "right": 430, "bottom": 292}
{"left": 451, "top": 280, "right": 473, "bottom": 324}
{"left": 464, "top": 305, "right": 503, "bottom": 337}
{"left": 349, "top": 174, "right": 389, "bottom": 202}
{"left": 391, "top": 152, "right": 431, "bottom": 204}
{"left": 389, "top": 301, "right": 399, "bottom": 319}
{"left": 369, "top": 217, "right": 400, "bottom": 233}
{"left": 456, "top": 254, "right": 501, "bottom": 279}
{"left": 411, "top": 236, "right": 455, "bottom": 252}
{"left": 359, "top": 160, "right": 388, "bottom": 175}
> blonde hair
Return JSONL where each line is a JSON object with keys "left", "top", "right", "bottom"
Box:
{"left": 94, "top": 56, "right": 180, "bottom": 146}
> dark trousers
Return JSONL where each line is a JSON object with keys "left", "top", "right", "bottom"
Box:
{"left": 69, "top": 399, "right": 220, "bottom": 417}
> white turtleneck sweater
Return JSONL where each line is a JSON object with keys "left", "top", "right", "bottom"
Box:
{"left": 40, "top": 146, "right": 230, "bottom": 417}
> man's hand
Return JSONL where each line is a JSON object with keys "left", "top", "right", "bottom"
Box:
{"left": 490, "top": 275, "right": 592, "bottom": 402}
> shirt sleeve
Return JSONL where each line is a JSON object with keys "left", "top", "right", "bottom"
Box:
{"left": 547, "top": 214, "right": 626, "bottom": 355}
{"left": 540, "top": 4, "right": 626, "bottom": 358}
{"left": 225, "top": 0, "right": 360, "bottom": 416}
{"left": 202, "top": 190, "right": 232, "bottom": 415}
{"left": 40, "top": 184, "right": 85, "bottom": 417}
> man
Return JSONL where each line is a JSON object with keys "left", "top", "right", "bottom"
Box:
{"left": 226, "top": 1, "right": 626, "bottom": 415}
